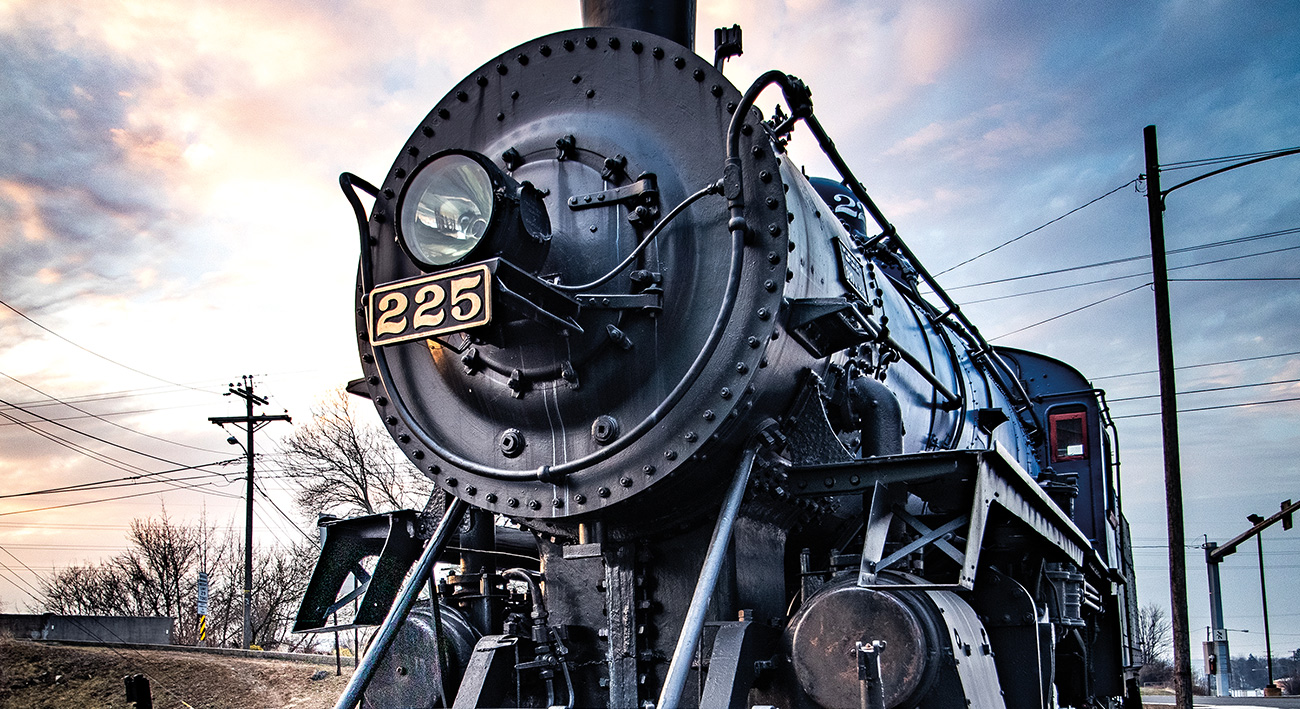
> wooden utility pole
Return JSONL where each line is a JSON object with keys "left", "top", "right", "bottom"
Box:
{"left": 209, "top": 375, "right": 290, "bottom": 649}
{"left": 1144, "top": 124, "right": 1194, "bottom": 709}
{"left": 1144, "top": 125, "right": 1300, "bottom": 707}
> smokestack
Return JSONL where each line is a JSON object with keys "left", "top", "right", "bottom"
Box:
{"left": 581, "top": 0, "right": 696, "bottom": 50}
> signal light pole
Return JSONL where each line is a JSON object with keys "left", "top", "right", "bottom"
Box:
{"left": 1205, "top": 499, "right": 1297, "bottom": 696}
{"left": 209, "top": 375, "right": 291, "bottom": 649}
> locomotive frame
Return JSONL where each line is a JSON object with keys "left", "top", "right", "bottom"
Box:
{"left": 294, "top": 3, "right": 1143, "bottom": 708}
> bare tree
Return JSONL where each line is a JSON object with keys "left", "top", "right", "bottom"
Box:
{"left": 39, "top": 508, "right": 312, "bottom": 650}
{"left": 1138, "top": 602, "right": 1174, "bottom": 685}
{"left": 1137, "top": 603, "right": 1173, "bottom": 663}
{"left": 276, "top": 388, "right": 431, "bottom": 518}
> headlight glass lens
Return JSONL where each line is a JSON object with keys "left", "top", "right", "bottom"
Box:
{"left": 400, "top": 154, "right": 494, "bottom": 267}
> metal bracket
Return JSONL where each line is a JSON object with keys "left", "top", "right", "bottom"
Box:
{"left": 567, "top": 174, "right": 660, "bottom": 228}
{"left": 699, "top": 621, "right": 777, "bottom": 709}
{"left": 293, "top": 510, "right": 421, "bottom": 633}
{"left": 486, "top": 258, "right": 584, "bottom": 335}
{"left": 451, "top": 635, "right": 519, "bottom": 709}
{"left": 786, "top": 447, "right": 1101, "bottom": 590}
{"left": 574, "top": 292, "right": 662, "bottom": 314}
{"left": 567, "top": 174, "right": 658, "bottom": 211}
{"left": 870, "top": 514, "right": 969, "bottom": 579}
{"left": 786, "top": 297, "right": 873, "bottom": 359}
{"left": 892, "top": 507, "right": 966, "bottom": 566}
{"left": 858, "top": 482, "right": 897, "bottom": 585}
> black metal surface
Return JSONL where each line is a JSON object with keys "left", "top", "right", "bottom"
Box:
{"left": 581, "top": 0, "right": 695, "bottom": 48}
{"left": 786, "top": 578, "right": 938, "bottom": 709}
{"left": 972, "top": 569, "right": 1048, "bottom": 709}
{"left": 356, "top": 27, "right": 797, "bottom": 526}
{"left": 295, "top": 511, "right": 421, "bottom": 633}
{"left": 699, "top": 621, "right": 776, "bottom": 709}
{"left": 450, "top": 635, "right": 518, "bottom": 709}
{"left": 334, "top": 499, "right": 467, "bottom": 709}
{"left": 361, "top": 602, "right": 478, "bottom": 709}
{"left": 329, "top": 6, "right": 1143, "bottom": 707}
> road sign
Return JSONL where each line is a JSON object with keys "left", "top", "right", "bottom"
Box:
{"left": 197, "top": 571, "right": 209, "bottom": 616}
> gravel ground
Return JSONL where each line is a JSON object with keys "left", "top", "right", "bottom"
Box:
{"left": 0, "top": 638, "right": 353, "bottom": 709}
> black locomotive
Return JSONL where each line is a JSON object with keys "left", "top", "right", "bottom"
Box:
{"left": 295, "top": 2, "right": 1142, "bottom": 707}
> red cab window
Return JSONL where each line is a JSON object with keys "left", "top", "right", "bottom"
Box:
{"left": 1049, "top": 411, "right": 1088, "bottom": 462}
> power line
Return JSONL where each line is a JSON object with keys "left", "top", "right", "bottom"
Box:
{"left": 1, "top": 407, "right": 155, "bottom": 476}
{"left": 253, "top": 481, "right": 313, "bottom": 543}
{"left": 0, "top": 462, "right": 240, "bottom": 499}
{"left": 0, "top": 392, "right": 230, "bottom": 474}
{"left": 1093, "top": 349, "right": 1300, "bottom": 381}
{"left": 989, "top": 282, "right": 1151, "bottom": 341}
{"left": 945, "top": 226, "right": 1300, "bottom": 291}
{"left": 963, "top": 271, "right": 1147, "bottom": 305}
{"left": 0, "top": 369, "right": 228, "bottom": 454}
{"left": 1112, "top": 395, "right": 1300, "bottom": 420}
{"left": 935, "top": 179, "right": 1138, "bottom": 276}
{"left": 250, "top": 500, "right": 295, "bottom": 546}
{"left": 0, "top": 406, "right": 235, "bottom": 499}
{"left": 0, "top": 380, "right": 227, "bottom": 413}
{"left": 1169, "top": 277, "right": 1300, "bottom": 282}
{"left": 1160, "top": 145, "right": 1300, "bottom": 172}
{"left": 0, "top": 401, "right": 212, "bottom": 427}
{"left": 1108, "top": 376, "right": 1300, "bottom": 403}
{"left": 0, "top": 478, "right": 240, "bottom": 516}
{"left": 0, "top": 297, "right": 215, "bottom": 395}
{"left": 966, "top": 268, "right": 1300, "bottom": 305}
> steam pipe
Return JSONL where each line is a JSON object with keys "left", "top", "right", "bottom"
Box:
{"left": 581, "top": 0, "right": 696, "bottom": 49}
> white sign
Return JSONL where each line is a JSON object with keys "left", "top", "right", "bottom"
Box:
{"left": 1213, "top": 628, "right": 1227, "bottom": 641}
{"left": 197, "top": 571, "right": 210, "bottom": 616}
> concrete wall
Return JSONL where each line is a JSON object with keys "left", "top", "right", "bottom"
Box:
{"left": 0, "top": 614, "right": 173, "bottom": 644}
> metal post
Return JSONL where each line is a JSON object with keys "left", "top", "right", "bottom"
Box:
{"left": 1205, "top": 543, "right": 1231, "bottom": 696}
{"left": 334, "top": 622, "right": 342, "bottom": 676}
{"left": 1144, "top": 124, "right": 1193, "bottom": 709}
{"left": 333, "top": 498, "right": 468, "bottom": 709}
{"left": 1257, "top": 534, "right": 1274, "bottom": 688}
{"left": 657, "top": 448, "right": 756, "bottom": 709}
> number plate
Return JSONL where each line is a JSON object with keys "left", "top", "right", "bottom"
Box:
{"left": 369, "top": 263, "right": 492, "bottom": 347}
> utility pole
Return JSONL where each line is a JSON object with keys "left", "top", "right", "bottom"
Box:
{"left": 209, "top": 375, "right": 291, "bottom": 649}
{"left": 1142, "top": 126, "right": 1300, "bottom": 707}
{"left": 1143, "top": 124, "right": 1194, "bottom": 709}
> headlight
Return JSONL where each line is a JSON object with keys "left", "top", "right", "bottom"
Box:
{"left": 399, "top": 153, "right": 495, "bottom": 268}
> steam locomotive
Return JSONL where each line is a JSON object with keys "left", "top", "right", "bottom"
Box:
{"left": 295, "top": 2, "right": 1142, "bottom": 707}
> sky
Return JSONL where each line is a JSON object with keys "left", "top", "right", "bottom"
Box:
{"left": 1, "top": 0, "right": 1299, "bottom": 665}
